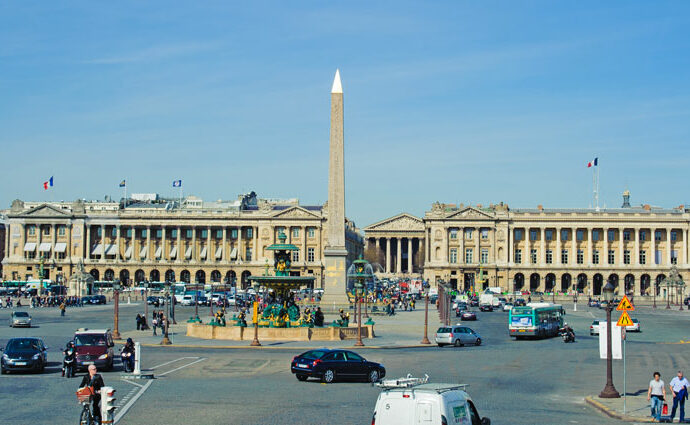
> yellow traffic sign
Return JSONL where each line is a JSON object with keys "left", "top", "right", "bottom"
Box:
{"left": 616, "top": 311, "right": 634, "bottom": 327}
{"left": 616, "top": 295, "right": 635, "bottom": 311}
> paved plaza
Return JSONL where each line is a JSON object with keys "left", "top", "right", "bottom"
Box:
{"left": 1, "top": 301, "right": 688, "bottom": 424}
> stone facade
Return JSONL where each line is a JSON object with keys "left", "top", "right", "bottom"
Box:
{"left": 365, "top": 198, "right": 690, "bottom": 297}
{"left": 1, "top": 194, "right": 364, "bottom": 289}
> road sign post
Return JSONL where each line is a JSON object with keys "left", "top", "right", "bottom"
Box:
{"left": 615, "top": 295, "right": 634, "bottom": 414}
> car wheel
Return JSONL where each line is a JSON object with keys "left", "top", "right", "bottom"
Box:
{"left": 454, "top": 339, "right": 462, "bottom": 347}
{"left": 322, "top": 369, "right": 335, "bottom": 383}
{"left": 296, "top": 374, "right": 308, "bottom": 382}
{"left": 368, "top": 369, "right": 380, "bottom": 383}
{"left": 475, "top": 338, "right": 481, "bottom": 346}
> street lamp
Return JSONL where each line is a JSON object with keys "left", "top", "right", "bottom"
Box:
{"left": 347, "top": 256, "right": 373, "bottom": 348}
{"left": 161, "top": 282, "right": 172, "bottom": 345}
{"left": 143, "top": 281, "right": 149, "bottom": 323}
{"left": 112, "top": 279, "right": 121, "bottom": 340}
{"left": 599, "top": 281, "right": 620, "bottom": 399}
{"left": 250, "top": 282, "right": 261, "bottom": 347}
{"left": 421, "top": 280, "right": 431, "bottom": 345}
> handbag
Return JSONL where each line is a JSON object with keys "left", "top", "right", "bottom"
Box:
{"left": 662, "top": 403, "right": 668, "bottom": 415}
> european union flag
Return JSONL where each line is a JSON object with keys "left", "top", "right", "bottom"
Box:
{"left": 173, "top": 179, "right": 182, "bottom": 187}
{"left": 119, "top": 180, "right": 126, "bottom": 188}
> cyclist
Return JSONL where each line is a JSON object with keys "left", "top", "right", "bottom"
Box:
{"left": 78, "top": 364, "right": 105, "bottom": 423}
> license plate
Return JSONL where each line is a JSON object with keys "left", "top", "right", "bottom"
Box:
{"left": 84, "top": 361, "right": 94, "bottom": 365}
{"left": 15, "top": 362, "right": 27, "bottom": 366}
{"left": 297, "top": 363, "right": 308, "bottom": 368}
{"left": 518, "top": 329, "right": 525, "bottom": 332}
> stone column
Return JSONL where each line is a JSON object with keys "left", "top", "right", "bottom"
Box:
{"left": 571, "top": 228, "right": 577, "bottom": 264}
{"left": 51, "top": 223, "right": 56, "bottom": 259}
{"left": 206, "top": 226, "right": 212, "bottom": 263}
{"left": 426, "top": 230, "right": 431, "bottom": 263}
{"left": 459, "top": 227, "right": 465, "bottom": 264}
{"left": 161, "top": 225, "right": 166, "bottom": 261}
{"left": 192, "top": 226, "right": 197, "bottom": 261}
{"left": 619, "top": 228, "right": 625, "bottom": 266}
{"left": 396, "top": 237, "right": 402, "bottom": 274}
{"left": 86, "top": 225, "right": 91, "bottom": 260}
{"left": 376, "top": 238, "right": 381, "bottom": 264}
{"left": 556, "top": 227, "right": 562, "bottom": 264}
{"left": 67, "top": 224, "right": 72, "bottom": 260}
{"left": 302, "top": 226, "right": 307, "bottom": 265}
{"left": 115, "top": 225, "right": 121, "bottom": 261}
{"left": 684, "top": 229, "right": 688, "bottom": 266}
{"left": 176, "top": 226, "right": 182, "bottom": 263}
{"left": 650, "top": 227, "right": 656, "bottom": 265}
{"left": 407, "top": 237, "right": 413, "bottom": 273}
{"left": 146, "top": 225, "right": 151, "bottom": 262}
{"left": 475, "top": 228, "right": 480, "bottom": 263}
{"left": 385, "top": 238, "right": 391, "bottom": 273}
{"left": 587, "top": 227, "right": 593, "bottom": 266}
{"left": 253, "top": 226, "right": 258, "bottom": 262}
{"left": 100, "top": 224, "right": 105, "bottom": 263}
{"left": 525, "top": 228, "right": 530, "bottom": 264}
{"left": 507, "top": 225, "right": 512, "bottom": 264}
{"left": 634, "top": 227, "right": 640, "bottom": 265}
{"left": 130, "top": 226, "right": 136, "bottom": 261}
{"left": 666, "top": 228, "right": 672, "bottom": 265}
{"left": 540, "top": 227, "right": 546, "bottom": 265}
{"left": 238, "top": 227, "right": 243, "bottom": 261}
{"left": 222, "top": 227, "right": 227, "bottom": 262}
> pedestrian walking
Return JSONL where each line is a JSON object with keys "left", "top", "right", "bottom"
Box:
{"left": 669, "top": 370, "right": 689, "bottom": 422}
{"left": 59, "top": 302, "right": 66, "bottom": 317}
{"left": 136, "top": 313, "right": 142, "bottom": 330}
{"left": 152, "top": 310, "right": 158, "bottom": 336}
{"left": 647, "top": 371, "right": 666, "bottom": 421}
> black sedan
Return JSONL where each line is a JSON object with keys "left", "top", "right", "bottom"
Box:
{"left": 291, "top": 349, "right": 385, "bottom": 383}
{"left": 1, "top": 337, "right": 48, "bottom": 374}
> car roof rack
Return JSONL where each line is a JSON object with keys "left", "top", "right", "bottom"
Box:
{"left": 375, "top": 374, "right": 429, "bottom": 389}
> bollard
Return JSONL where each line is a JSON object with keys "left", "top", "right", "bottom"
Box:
{"left": 133, "top": 341, "right": 141, "bottom": 375}
{"left": 127, "top": 295, "right": 131, "bottom": 305}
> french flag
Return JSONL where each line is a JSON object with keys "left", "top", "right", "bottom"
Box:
{"left": 587, "top": 158, "right": 598, "bottom": 168}
{"left": 43, "top": 176, "right": 54, "bottom": 190}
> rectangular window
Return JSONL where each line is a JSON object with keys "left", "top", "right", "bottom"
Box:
{"left": 530, "top": 249, "right": 537, "bottom": 264}
{"left": 530, "top": 230, "right": 537, "bottom": 241}
{"left": 246, "top": 228, "right": 253, "bottom": 239}
{"left": 245, "top": 247, "right": 252, "bottom": 261}
{"left": 576, "top": 230, "right": 584, "bottom": 241}
{"left": 481, "top": 229, "right": 489, "bottom": 239}
{"left": 43, "top": 226, "right": 50, "bottom": 235}
{"left": 608, "top": 230, "right": 615, "bottom": 242}
{"left": 480, "top": 248, "right": 488, "bottom": 264}
{"left": 592, "top": 230, "right": 599, "bottom": 242}
{"left": 307, "top": 247, "right": 315, "bottom": 262}
{"left": 577, "top": 249, "right": 584, "bottom": 264}
{"left": 141, "top": 229, "right": 147, "bottom": 238}
{"left": 608, "top": 250, "right": 615, "bottom": 265}
{"left": 624, "top": 250, "right": 631, "bottom": 264}
{"left": 561, "top": 249, "right": 568, "bottom": 264}
{"left": 655, "top": 230, "right": 662, "bottom": 241}
{"left": 672, "top": 250, "right": 678, "bottom": 265}
{"left": 449, "top": 248, "right": 458, "bottom": 264}
{"left": 308, "top": 227, "right": 315, "bottom": 238}
{"left": 623, "top": 230, "right": 631, "bottom": 241}
{"left": 561, "top": 229, "right": 569, "bottom": 241}
{"left": 640, "top": 230, "right": 646, "bottom": 241}
{"left": 639, "top": 250, "right": 646, "bottom": 264}
{"left": 58, "top": 226, "right": 66, "bottom": 236}
{"left": 514, "top": 249, "right": 522, "bottom": 264}
{"left": 545, "top": 230, "right": 553, "bottom": 241}
{"left": 26, "top": 250, "right": 36, "bottom": 260}
{"left": 292, "top": 228, "right": 300, "bottom": 238}
{"left": 514, "top": 229, "right": 523, "bottom": 241}
{"left": 292, "top": 250, "right": 299, "bottom": 262}
{"left": 216, "top": 229, "right": 223, "bottom": 239}
{"left": 156, "top": 229, "right": 162, "bottom": 239}
{"left": 465, "top": 248, "right": 473, "bottom": 264}
{"left": 231, "top": 229, "right": 238, "bottom": 239}
{"left": 185, "top": 229, "right": 193, "bottom": 239}
{"left": 671, "top": 231, "right": 677, "bottom": 242}
{"left": 27, "top": 225, "right": 36, "bottom": 236}
{"left": 201, "top": 229, "right": 208, "bottom": 239}
{"left": 465, "top": 229, "right": 473, "bottom": 239}
{"left": 546, "top": 249, "right": 553, "bottom": 264}
{"left": 592, "top": 249, "right": 599, "bottom": 264}
{"left": 450, "top": 229, "right": 458, "bottom": 239}
{"left": 56, "top": 252, "right": 66, "bottom": 260}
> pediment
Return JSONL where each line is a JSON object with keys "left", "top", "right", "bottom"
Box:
{"left": 14, "top": 204, "right": 73, "bottom": 219}
{"left": 271, "top": 206, "right": 320, "bottom": 219}
{"left": 445, "top": 206, "right": 494, "bottom": 220}
{"left": 365, "top": 213, "right": 424, "bottom": 232}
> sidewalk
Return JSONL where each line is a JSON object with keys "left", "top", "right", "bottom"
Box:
{"left": 117, "top": 308, "right": 443, "bottom": 350}
{"left": 586, "top": 394, "right": 661, "bottom": 423}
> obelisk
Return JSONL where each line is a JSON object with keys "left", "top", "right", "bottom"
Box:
{"left": 321, "top": 69, "right": 350, "bottom": 311}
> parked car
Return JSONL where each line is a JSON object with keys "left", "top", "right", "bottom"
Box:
{"left": 1, "top": 337, "right": 48, "bottom": 374}
{"left": 147, "top": 296, "right": 162, "bottom": 306}
{"left": 9, "top": 311, "right": 32, "bottom": 328}
{"left": 503, "top": 302, "right": 514, "bottom": 312}
{"left": 181, "top": 295, "right": 195, "bottom": 306}
{"left": 291, "top": 349, "right": 385, "bottom": 383}
{"left": 89, "top": 295, "right": 107, "bottom": 305}
{"left": 479, "top": 304, "right": 494, "bottom": 312}
{"left": 197, "top": 295, "right": 209, "bottom": 306}
{"left": 460, "top": 311, "right": 477, "bottom": 321}
{"left": 371, "top": 376, "right": 490, "bottom": 425}
{"left": 588, "top": 300, "right": 600, "bottom": 308}
{"left": 73, "top": 329, "right": 114, "bottom": 371}
{"left": 435, "top": 325, "right": 482, "bottom": 347}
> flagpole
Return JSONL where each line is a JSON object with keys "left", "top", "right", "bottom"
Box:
{"left": 592, "top": 164, "right": 596, "bottom": 210}
{"left": 124, "top": 180, "right": 127, "bottom": 207}
{"left": 596, "top": 164, "right": 600, "bottom": 211}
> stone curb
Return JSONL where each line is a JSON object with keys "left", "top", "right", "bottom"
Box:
{"left": 585, "top": 396, "right": 654, "bottom": 423}
{"left": 115, "top": 340, "right": 434, "bottom": 350}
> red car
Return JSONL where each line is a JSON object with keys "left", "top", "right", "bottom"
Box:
{"left": 73, "top": 329, "right": 115, "bottom": 371}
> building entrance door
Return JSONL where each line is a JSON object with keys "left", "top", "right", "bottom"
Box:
{"left": 463, "top": 273, "right": 475, "bottom": 292}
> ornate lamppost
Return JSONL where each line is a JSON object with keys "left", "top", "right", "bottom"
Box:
{"left": 112, "top": 279, "right": 121, "bottom": 340}
{"left": 170, "top": 280, "right": 177, "bottom": 324}
{"left": 250, "top": 282, "right": 261, "bottom": 347}
{"left": 421, "top": 280, "right": 431, "bottom": 345}
{"left": 599, "top": 281, "right": 620, "bottom": 399}
{"left": 348, "top": 256, "right": 373, "bottom": 348}
{"left": 161, "top": 282, "right": 172, "bottom": 345}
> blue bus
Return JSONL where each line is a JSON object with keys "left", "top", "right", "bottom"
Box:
{"left": 508, "top": 303, "right": 565, "bottom": 339}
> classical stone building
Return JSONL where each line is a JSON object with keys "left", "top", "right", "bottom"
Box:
{"left": 1, "top": 192, "right": 364, "bottom": 289}
{"left": 365, "top": 193, "right": 689, "bottom": 297}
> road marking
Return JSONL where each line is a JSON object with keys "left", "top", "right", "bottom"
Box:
{"left": 157, "top": 357, "right": 206, "bottom": 376}
{"left": 150, "top": 356, "right": 199, "bottom": 370}
{"left": 114, "top": 379, "right": 153, "bottom": 424}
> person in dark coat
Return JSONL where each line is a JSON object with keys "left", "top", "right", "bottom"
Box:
{"left": 313, "top": 307, "right": 324, "bottom": 327}
{"left": 78, "top": 364, "right": 105, "bottom": 423}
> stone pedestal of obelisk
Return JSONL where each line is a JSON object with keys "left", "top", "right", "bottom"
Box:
{"left": 321, "top": 69, "right": 350, "bottom": 313}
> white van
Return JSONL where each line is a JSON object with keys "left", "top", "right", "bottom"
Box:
{"left": 372, "top": 376, "right": 490, "bottom": 425}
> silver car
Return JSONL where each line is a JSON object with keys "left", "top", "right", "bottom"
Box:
{"left": 9, "top": 311, "right": 32, "bottom": 328}
{"left": 435, "top": 325, "right": 482, "bottom": 347}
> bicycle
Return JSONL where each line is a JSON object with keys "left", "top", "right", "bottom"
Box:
{"left": 76, "top": 386, "right": 95, "bottom": 425}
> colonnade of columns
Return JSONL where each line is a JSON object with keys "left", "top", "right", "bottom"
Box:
{"left": 367, "top": 236, "right": 423, "bottom": 274}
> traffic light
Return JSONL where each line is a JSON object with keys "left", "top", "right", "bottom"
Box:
{"left": 100, "top": 386, "right": 117, "bottom": 423}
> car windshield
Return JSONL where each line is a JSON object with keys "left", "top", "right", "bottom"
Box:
{"left": 14, "top": 312, "right": 29, "bottom": 317}
{"left": 6, "top": 339, "right": 39, "bottom": 351}
{"left": 300, "top": 350, "right": 327, "bottom": 360}
{"left": 437, "top": 327, "right": 452, "bottom": 333}
{"left": 74, "top": 334, "right": 107, "bottom": 346}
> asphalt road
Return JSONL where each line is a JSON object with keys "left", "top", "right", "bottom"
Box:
{"left": 0, "top": 302, "right": 688, "bottom": 424}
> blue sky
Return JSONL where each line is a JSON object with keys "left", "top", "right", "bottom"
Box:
{"left": 1, "top": 1, "right": 689, "bottom": 226}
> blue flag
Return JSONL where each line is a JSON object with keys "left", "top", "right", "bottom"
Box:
{"left": 173, "top": 179, "right": 182, "bottom": 187}
{"left": 119, "top": 180, "right": 126, "bottom": 188}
